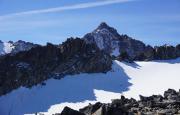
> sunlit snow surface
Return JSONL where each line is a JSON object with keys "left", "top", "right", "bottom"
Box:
{"left": 0, "top": 59, "right": 180, "bottom": 115}
{"left": 0, "top": 42, "right": 14, "bottom": 55}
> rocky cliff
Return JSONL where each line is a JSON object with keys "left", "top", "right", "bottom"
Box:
{"left": 0, "top": 38, "right": 112, "bottom": 96}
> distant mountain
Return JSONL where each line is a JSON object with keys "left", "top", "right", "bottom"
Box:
{"left": 0, "top": 40, "right": 38, "bottom": 55}
{"left": 83, "top": 22, "right": 153, "bottom": 58}
{"left": 83, "top": 22, "right": 180, "bottom": 61}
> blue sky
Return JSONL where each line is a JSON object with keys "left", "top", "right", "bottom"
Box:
{"left": 0, "top": 0, "right": 180, "bottom": 46}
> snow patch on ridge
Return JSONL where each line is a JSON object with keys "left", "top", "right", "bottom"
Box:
{"left": 3, "top": 42, "right": 14, "bottom": 54}
{"left": 111, "top": 47, "right": 120, "bottom": 56}
{"left": 0, "top": 42, "right": 14, "bottom": 55}
{"left": 0, "top": 40, "right": 37, "bottom": 55}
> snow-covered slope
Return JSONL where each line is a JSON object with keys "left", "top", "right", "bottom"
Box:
{"left": 0, "top": 59, "right": 180, "bottom": 115}
{"left": 121, "top": 59, "right": 180, "bottom": 99}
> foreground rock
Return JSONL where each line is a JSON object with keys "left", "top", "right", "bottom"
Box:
{"left": 0, "top": 38, "right": 112, "bottom": 96}
{"left": 60, "top": 89, "right": 180, "bottom": 115}
{"left": 60, "top": 107, "right": 85, "bottom": 115}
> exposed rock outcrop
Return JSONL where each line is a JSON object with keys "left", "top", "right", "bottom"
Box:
{"left": 60, "top": 107, "right": 85, "bottom": 115}
{"left": 154, "top": 44, "right": 180, "bottom": 60}
{"left": 60, "top": 89, "right": 180, "bottom": 115}
{"left": 11, "top": 40, "right": 39, "bottom": 54}
{"left": 0, "top": 38, "right": 112, "bottom": 96}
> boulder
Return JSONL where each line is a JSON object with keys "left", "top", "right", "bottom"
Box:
{"left": 60, "top": 107, "right": 85, "bottom": 115}
{"left": 164, "top": 89, "right": 178, "bottom": 100}
{"left": 79, "top": 102, "right": 103, "bottom": 115}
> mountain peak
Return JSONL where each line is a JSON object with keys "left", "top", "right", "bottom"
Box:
{"left": 83, "top": 22, "right": 121, "bottom": 54}
{"left": 83, "top": 22, "right": 148, "bottom": 57}
{"left": 94, "top": 22, "right": 119, "bottom": 36}
{"left": 97, "top": 22, "right": 109, "bottom": 29}
{"left": 96, "top": 22, "right": 114, "bottom": 31}
{"left": 15, "top": 40, "right": 26, "bottom": 44}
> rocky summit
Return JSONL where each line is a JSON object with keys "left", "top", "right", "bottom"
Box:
{"left": 83, "top": 22, "right": 180, "bottom": 61}
{"left": 83, "top": 22, "right": 154, "bottom": 59}
{"left": 60, "top": 89, "right": 180, "bottom": 115}
{"left": 0, "top": 38, "right": 112, "bottom": 96}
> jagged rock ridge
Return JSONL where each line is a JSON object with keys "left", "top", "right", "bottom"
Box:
{"left": 0, "top": 38, "right": 112, "bottom": 96}
{"left": 1, "top": 22, "right": 180, "bottom": 61}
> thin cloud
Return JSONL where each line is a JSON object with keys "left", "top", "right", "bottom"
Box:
{"left": 0, "top": 0, "right": 135, "bottom": 20}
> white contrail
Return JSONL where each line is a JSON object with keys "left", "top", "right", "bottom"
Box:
{"left": 0, "top": 0, "right": 135, "bottom": 20}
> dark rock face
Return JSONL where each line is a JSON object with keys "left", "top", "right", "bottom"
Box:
{"left": 154, "top": 45, "right": 177, "bottom": 60}
{"left": 133, "top": 45, "right": 155, "bottom": 61}
{"left": 0, "top": 38, "right": 112, "bottom": 96}
{"left": 117, "top": 51, "right": 133, "bottom": 63}
{"left": 60, "top": 107, "right": 85, "bottom": 115}
{"left": 79, "top": 102, "right": 103, "bottom": 115}
{"left": 60, "top": 89, "right": 180, "bottom": 115}
{"left": 11, "top": 40, "right": 39, "bottom": 54}
{"left": 164, "top": 89, "right": 179, "bottom": 101}
{"left": 55, "top": 38, "right": 112, "bottom": 74}
{"left": 138, "top": 44, "right": 180, "bottom": 61}
{"left": 176, "top": 44, "right": 180, "bottom": 57}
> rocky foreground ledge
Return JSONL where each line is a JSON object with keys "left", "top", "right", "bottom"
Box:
{"left": 58, "top": 89, "right": 180, "bottom": 115}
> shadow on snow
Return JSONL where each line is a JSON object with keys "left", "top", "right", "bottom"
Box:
{"left": 121, "top": 61, "right": 141, "bottom": 69}
{"left": 153, "top": 58, "right": 180, "bottom": 64}
{"left": 0, "top": 61, "right": 132, "bottom": 115}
